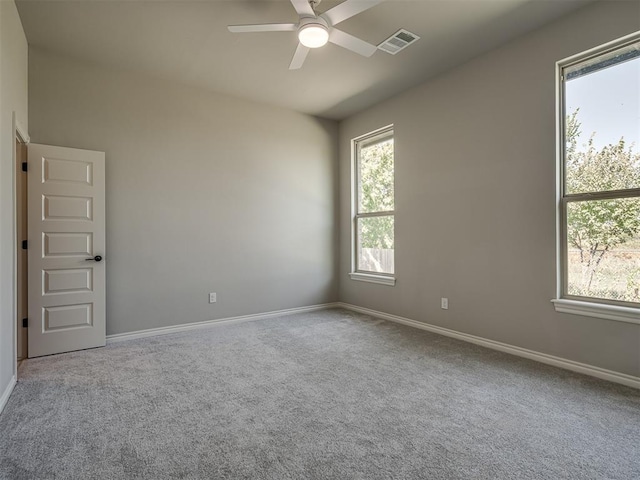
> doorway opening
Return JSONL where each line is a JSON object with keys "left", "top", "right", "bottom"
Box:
{"left": 16, "top": 134, "right": 28, "bottom": 363}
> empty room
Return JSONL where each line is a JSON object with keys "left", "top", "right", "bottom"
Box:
{"left": 1, "top": 0, "right": 639, "bottom": 478}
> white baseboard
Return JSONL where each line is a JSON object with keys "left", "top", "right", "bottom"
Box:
{"left": 107, "top": 303, "right": 340, "bottom": 343}
{"left": 337, "top": 302, "right": 640, "bottom": 390}
{"left": 0, "top": 375, "right": 17, "bottom": 415}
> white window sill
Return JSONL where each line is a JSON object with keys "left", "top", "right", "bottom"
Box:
{"left": 551, "top": 298, "right": 640, "bottom": 325}
{"left": 349, "top": 272, "right": 396, "bottom": 286}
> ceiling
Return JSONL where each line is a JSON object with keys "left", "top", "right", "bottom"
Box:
{"left": 16, "top": 0, "right": 594, "bottom": 120}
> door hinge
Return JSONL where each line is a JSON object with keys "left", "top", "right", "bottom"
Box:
{"left": 21, "top": 162, "right": 27, "bottom": 172}
{"left": 21, "top": 240, "right": 28, "bottom": 250}
{"left": 22, "top": 318, "right": 28, "bottom": 328}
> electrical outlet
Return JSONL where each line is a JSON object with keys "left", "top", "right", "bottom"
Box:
{"left": 441, "top": 297, "right": 448, "bottom": 310}
{"left": 209, "top": 292, "right": 217, "bottom": 304}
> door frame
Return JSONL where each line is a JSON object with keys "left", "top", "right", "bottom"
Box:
{"left": 15, "top": 130, "right": 28, "bottom": 361}
{"left": 13, "top": 113, "right": 30, "bottom": 377}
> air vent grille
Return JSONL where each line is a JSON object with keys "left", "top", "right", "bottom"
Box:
{"left": 378, "top": 29, "right": 420, "bottom": 55}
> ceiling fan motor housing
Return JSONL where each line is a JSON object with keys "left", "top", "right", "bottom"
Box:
{"left": 298, "top": 16, "right": 330, "bottom": 48}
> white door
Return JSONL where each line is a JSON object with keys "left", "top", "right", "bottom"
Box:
{"left": 27, "top": 144, "right": 106, "bottom": 357}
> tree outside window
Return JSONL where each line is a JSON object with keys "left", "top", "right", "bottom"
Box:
{"left": 561, "top": 39, "right": 640, "bottom": 304}
{"left": 354, "top": 128, "right": 394, "bottom": 275}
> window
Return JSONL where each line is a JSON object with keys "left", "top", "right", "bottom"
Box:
{"left": 554, "top": 33, "right": 640, "bottom": 323}
{"left": 350, "top": 126, "right": 395, "bottom": 286}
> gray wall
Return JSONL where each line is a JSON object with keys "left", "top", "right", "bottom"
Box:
{"left": 0, "top": 0, "right": 28, "bottom": 404}
{"left": 23, "top": 0, "right": 640, "bottom": 380}
{"left": 29, "top": 48, "right": 338, "bottom": 336}
{"left": 338, "top": 1, "right": 640, "bottom": 377}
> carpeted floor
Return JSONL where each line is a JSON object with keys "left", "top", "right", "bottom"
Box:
{"left": 1, "top": 308, "right": 639, "bottom": 479}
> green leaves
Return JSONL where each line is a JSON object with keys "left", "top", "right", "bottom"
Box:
{"left": 565, "top": 110, "right": 640, "bottom": 300}
{"left": 568, "top": 199, "right": 640, "bottom": 251}
{"left": 358, "top": 215, "right": 394, "bottom": 250}
{"left": 358, "top": 138, "right": 394, "bottom": 250}
{"left": 358, "top": 139, "right": 394, "bottom": 214}
{"left": 566, "top": 110, "right": 640, "bottom": 194}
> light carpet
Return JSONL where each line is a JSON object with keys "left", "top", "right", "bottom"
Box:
{"left": 1, "top": 308, "right": 639, "bottom": 479}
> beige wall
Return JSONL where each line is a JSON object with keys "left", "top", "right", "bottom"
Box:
{"left": 29, "top": 48, "right": 338, "bottom": 336}
{"left": 0, "top": 0, "right": 28, "bottom": 405}
{"left": 339, "top": 1, "right": 640, "bottom": 376}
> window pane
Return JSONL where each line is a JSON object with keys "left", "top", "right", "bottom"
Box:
{"left": 567, "top": 198, "right": 640, "bottom": 302}
{"left": 564, "top": 45, "right": 640, "bottom": 194}
{"left": 357, "top": 215, "right": 394, "bottom": 274}
{"left": 358, "top": 136, "right": 394, "bottom": 213}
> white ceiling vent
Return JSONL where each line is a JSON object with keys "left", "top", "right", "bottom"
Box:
{"left": 378, "top": 29, "right": 420, "bottom": 55}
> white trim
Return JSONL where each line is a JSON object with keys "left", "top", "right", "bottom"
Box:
{"left": 351, "top": 124, "right": 395, "bottom": 146}
{"left": 557, "top": 30, "right": 640, "bottom": 68}
{"left": 0, "top": 376, "right": 17, "bottom": 415}
{"left": 555, "top": 53, "right": 564, "bottom": 303}
{"left": 351, "top": 124, "right": 395, "bottom": 275}
{"left": 555, "top": 32, "right": 640, "bottom": 312}
{"left": 337, "top": 302, "right": 640, "bottom": 390}
{"left": 11, "top": 113, "right": 22, "bottom": 381}
{"left": 11, "top": 116, "right": 30, "bottom": 380}
{"left": 551, "top": 299, "right": 640, "bottom": 325}
{"left": 349, "top": 272, "right": 396, "bottom": 286}
{"left": 107, "top": 303, "right": 340, "bottom": 343}
{"left": 15, "top": 120, "right": 30, "bottom": 144}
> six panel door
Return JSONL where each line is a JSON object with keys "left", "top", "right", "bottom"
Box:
{"left": 27, "top": 144, "right": 106, "bottom": 357}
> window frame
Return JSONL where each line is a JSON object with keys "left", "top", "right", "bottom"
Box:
{"left": 350, "top": 125, "right": 396, "bottom": 286}
{"left": 553, "top": 31, "right": 640, "bottom": 324}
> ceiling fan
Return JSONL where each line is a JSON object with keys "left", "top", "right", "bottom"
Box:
{"left": 228, "top": 0, "right": 386, "bottom": 70}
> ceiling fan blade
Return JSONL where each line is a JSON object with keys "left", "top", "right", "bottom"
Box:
{"left": 290, "top": 0, "right": 315, "bottom": 17}
{"left": 228, "top": 23, "right": 297, "bottom": 33}
{"left": 329, "top": 28, "right": 377, "bottom": 57}
{"left": 321, "top": 0, "right": 385, "bottom": 26}
{"left": 289, "top": 43, "right": 310, "bottom": 70}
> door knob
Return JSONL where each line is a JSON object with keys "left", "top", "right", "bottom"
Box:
{"left": 85, "top": 255, "right": 103, "bottom": 262}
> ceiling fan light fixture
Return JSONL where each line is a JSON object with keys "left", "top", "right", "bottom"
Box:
{"left": 228, "top": 0, "right": 385, "bottom": 69}
{"left": 298, "top": 24, "right": 329, "bottom": 48}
